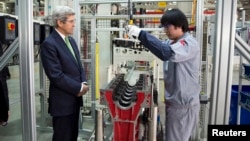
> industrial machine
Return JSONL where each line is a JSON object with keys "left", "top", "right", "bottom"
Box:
{"left": 100, "top": 60, "right": 157, "bottom": 141}
{"left": 0, "top": 15, "right": 17, "bottom": 44}
{"left": 97, "top": 1, "right": 163, "bottom": 139}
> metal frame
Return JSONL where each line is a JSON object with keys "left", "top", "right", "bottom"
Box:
{"left": 208, "top": 0, "right": 237, "bottom": 124}
{"left": 90, "top": 17, "right": 97, "bottom": 120}
{"left": 0, "top": 38, "right": 18, "bottom": 70}
{"left": 235, "top": 12, "right": 250, "bottom": 125}
{"left": 235, "top": 33, "right": 250, "bottom": 125}
{"left": 194, "top": 1, "right": 204, "bottom": 140}
{"left": 17, "top": 0, "right": 37, "bottom": 141}
{"left": 235, "top": 34, "right": 250, "bottom": 62}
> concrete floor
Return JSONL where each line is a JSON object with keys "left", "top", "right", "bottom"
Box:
{"left": 0, "top": 62, "right": 249, "bottom": 141}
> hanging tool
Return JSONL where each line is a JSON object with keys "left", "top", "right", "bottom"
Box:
{"left": 114, "top": 0, "right": 137, "bottom": 48}
{"left": 123, "top": 0, "right": 133, "bottom": 39}
{"left": 128, "top": 0, "right": 133, "bottom": 25}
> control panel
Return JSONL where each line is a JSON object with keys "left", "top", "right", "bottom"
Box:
{"left": 34, "top": 22, "right": 40, "bottom": 45}
{"left": 40, "top": 24, "right": 51, "bottom": 44}
{"left": 0, "top": 16, "right": 17, "bottom": 44}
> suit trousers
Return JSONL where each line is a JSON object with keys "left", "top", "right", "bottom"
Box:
{"left": 52, "top": 105, "right": 80, "bottom": 141}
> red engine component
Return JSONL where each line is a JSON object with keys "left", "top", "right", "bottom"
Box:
{"left": 100, "top": 73, "right": 152, "bottom": 141}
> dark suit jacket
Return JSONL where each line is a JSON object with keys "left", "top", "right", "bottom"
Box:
{"left": 40, "top": 29, "right": 86, "bottom": 117}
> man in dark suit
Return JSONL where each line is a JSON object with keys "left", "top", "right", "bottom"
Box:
{"left": 40, "top": 6, "right": 89, "bottom": 141}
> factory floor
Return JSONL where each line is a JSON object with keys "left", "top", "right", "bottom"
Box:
{"left": 0, "top": 62, "right": 249, "bottom": 141}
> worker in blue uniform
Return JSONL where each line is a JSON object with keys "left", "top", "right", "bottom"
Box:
{"left": 125, "top": 8, "right": 201, "bottom": 141}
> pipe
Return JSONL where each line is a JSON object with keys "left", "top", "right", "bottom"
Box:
{"left": 128, "top": 0, "right": 133, "bottom": 25}
{"left": 95, "top": 109, "right": 103, "bottom": 141}
{"left": 235, "top": 41, "right": 250, "bottom": 63}
{"left": 0, "top": 38, "right": 19, "bottom": 70}
{"left": 235, "top": 34, "right": 250, "bottom": 55}
{"left": 235, "top": 34, "right": 250, "bottom": 63}
{"left": 236, "top": 10, "right": 246, "bottom": 125}
{"left": 95, "top": 38, "right": 100, "bottom": 99}
{"left": 148, "top": 106, "right": 157, "bottom": 141}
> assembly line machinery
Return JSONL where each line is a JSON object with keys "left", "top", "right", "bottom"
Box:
{"left": 77, "top": 1, "right": 194, "bottom": 140}
{"left": 100, "top": 61, "right": 159, "bottom": 141}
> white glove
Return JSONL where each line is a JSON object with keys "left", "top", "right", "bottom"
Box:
{"left": 125, "top": 25, "right": 141, "bottom": 39}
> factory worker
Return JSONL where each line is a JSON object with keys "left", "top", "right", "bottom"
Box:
{"left": 125, "top": 8, "right": 201, "bottom": 141}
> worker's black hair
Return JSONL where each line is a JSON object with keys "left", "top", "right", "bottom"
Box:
{"left": 160, "top": 8, "right": 189, "bottom": 32}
